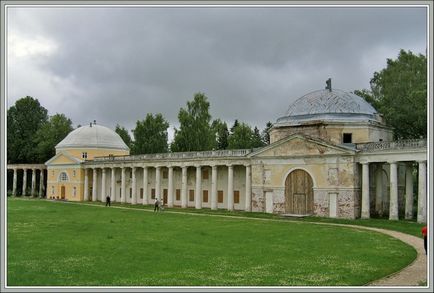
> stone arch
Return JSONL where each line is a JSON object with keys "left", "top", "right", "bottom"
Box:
{"left": 285, "top": 169, "right": 314, "bottom": 215}
{"left": 58, "top": 171, "right": 69, "bottom": 182}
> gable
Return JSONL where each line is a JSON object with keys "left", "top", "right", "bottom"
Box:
{"left": 251, "top": 135, "right": 355, "bottom": 158}
{"left": 45, "top": 152, "right": 82, "bottom": 165}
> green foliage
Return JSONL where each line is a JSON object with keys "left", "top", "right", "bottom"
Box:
{"left": 252, "top": 126, "right": 265, "bottom": 148}
{"left": 115, "top": 124, "right": 133, "bottom": 150}
{"left": 171, "top": 93, "right": 215, "bottom": 152}
{"left": 7, "top": 96, "right": 48, "bottom": 163}
{"left": 227, "top": 122, "right": 255, "bottom": 149}
{"left": 7, "top": 198, "right": 417, "bottom": 286}
{"left": 261, "top": 121, "right": 273, "bottom": 145}
{"left": 230, "top": 119, "right": 239, "bottom": 134}
{"left": 211, "top": 119, "right": 229, "bottom": 150}
{"left": 356, "top": 50, "right": 427, "bottom": 139}
{"left": 34, "top": 114, "right": 73, "bottom": 162}
{"left": 132, "top": 113, "right": 169, "bottom": 155}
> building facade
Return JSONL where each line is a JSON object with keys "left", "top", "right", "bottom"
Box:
{"left": 7, "top": 84, "right": 428, "bottom": 223}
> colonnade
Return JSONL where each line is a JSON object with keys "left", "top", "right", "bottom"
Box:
{"left": 7, "top": 165, "right": 46, "bottom": 197}
{"left": 83, "top": 163, "right": 252, "bottom": 212}
{"left": 360, "top": 160, "right": 427, "bottom": 223}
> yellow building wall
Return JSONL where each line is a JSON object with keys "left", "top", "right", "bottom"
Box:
{"left": 57, "top": 148, "right": 129, "bottom": 160}
{"left": 47, "top": 166, "right": 85, "bottom": 201}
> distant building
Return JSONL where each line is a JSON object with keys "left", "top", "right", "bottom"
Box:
{"left": 7, "top": 82, "right": 427, "bottom": 222}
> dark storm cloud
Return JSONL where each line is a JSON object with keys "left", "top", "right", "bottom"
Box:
{"left": 7, "top": 6, "right": 427, "bottom": 137}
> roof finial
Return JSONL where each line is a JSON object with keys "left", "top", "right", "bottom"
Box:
{"left": 93, "top": 120, "right": 97, "bottom": 125}
{"left": 325, "top": 78, "right": 332, "bottom": 92}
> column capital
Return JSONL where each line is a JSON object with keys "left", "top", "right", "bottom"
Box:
{"left": 227, "top": 164, "right": 234, "bottom": 168}
{"left": 417, "top": 160, "right": 427, "bottom": 164}
{"left": 244, "top": 163, "right": 251, "bottom": 167}
{"left": 387, "top": 160, "right": 397, "bottom": 165}
{"left": 360, "top": 161, "right": 369, "bottom": 165}
{"left": 195, "top": 164, "right": 201, "bottom": 169}
{"left": 211, "top": 165, "right": 218, "bottom": 170}
{"left": 102, "top": 168, "right": 106, "bottom": 173}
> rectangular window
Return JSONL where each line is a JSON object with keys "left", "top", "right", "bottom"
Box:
{"left": 73, "top": 170, "right": 76, "bottom": 177}
{"left": 129, "top": 188, "right": 132, "bottom": 198}
{"left": 82, "top": 152, "right": 88, "bottom": 159}
{"left": 234, "top": 190, "right": 240, "bottom": 204}
{"left": 343, "top": 133, "right": 352, "bottom": 143}
{"left": 119, "top": 188, "right": 121, "bottom": 198}
{"left": 140, "top": 188, "right": 143, "bottom": 199}
{"left": 163, "top": 189, "right": 168, "bottom": 204}
{"left": 73, "top": 187, "right": 76, "bottom": 197}
{"left": 203, "top": 190, "right": 208, "bottom": 203}
{"left": 163, "top": 170, "right": 168, "bottom": 179}
{"left": 151, "top": 188, "right": 155, "bottom": 199}
{"left": 202, "top": 169, "right": 209, "bottom": 180}
{"left": 218, "top": 190, "right": 224, "bottom": 203}
{"left": 176, "top": 189, "right": 181, "bottom": 201}
{"left": 51, "top": 186, "right": 55, "bottom": 195}
{"left": 189, "top": 190, "right": 194, "bottom": 202}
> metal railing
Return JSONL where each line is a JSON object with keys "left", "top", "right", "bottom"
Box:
{"left": 92, "top": 149, "right": 254, "bottom": 162}
{"left": 355, "top": 138, "right": 427, "bottom": 152}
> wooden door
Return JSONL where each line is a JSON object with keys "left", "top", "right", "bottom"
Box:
{"left": 285, "top": 170, "right": 313, "bottom": 214}
{"left": 61, "top": 186, "right": 66, "bottom": 199}
{"left": 163, "top": 189, "right": 168, "bottom": 205}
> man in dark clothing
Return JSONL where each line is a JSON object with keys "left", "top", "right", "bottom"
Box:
{"left": 154, "top": 198, "right": 160, "bottom": 212}
{"left": 106, "top": 195, "right": 111, "bottom": 207}
{"left": 422, "top": 226, "right": 427, "bottom": 255}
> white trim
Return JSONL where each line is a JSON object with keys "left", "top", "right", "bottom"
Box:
{"left": 45, "top": 151, "right": 83, "bottom": 165}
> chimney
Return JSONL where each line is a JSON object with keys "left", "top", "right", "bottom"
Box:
{"left": 325, "top": 78, "right": 332, "bottom": 92}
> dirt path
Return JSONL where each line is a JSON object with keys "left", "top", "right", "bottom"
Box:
{"left": 31, "top": 199, "right": 430, "bottom": 286}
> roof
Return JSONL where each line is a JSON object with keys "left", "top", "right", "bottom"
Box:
{"left": 56, "top": 124, "right": 130, "bottom": 150}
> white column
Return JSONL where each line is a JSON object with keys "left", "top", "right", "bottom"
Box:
{"left": 121, "top": 167, "right": 126, "bottom": 203}
{"left": 142, "top": 166, "right": 148, "bottom": 205}
{"left": 92, "top": 168, "right": 98, "bottom": 202}
{"left": 168, "top": 166, "right": 174, "bottom": 208}
{"left": 155, "top": 166, "right": 161, "bottom": 201}
{"left": 245, "top": 164, "right": 252, "bottom": 212}
{"left": 39, "top": 169, "right": 45, "bottom": 198}
{"left": 101, "top": 168, "right": 106, "bottom": 202}
{"left": 389, "top": 162, "right": 398, "bottom": 220}
{"left": 227, "top": 165, "right": 234, "bottom": 211}
{"left": 12, "top": 168, "right": 17, "bottom": 196}
{"left": 361, "top": 162, "right": 370, "bottom": 219}
{"left": 405, "top": 164, "right": 414, "bottom": 220}
{"left": 181, "top": 166, "right": 187, "bottom": 208}
{"left": 31, "top": 168, "right": 36, "bottom": 197}
{"left": 131, "top": 167, "right": 137, "bottom": 204}
{"left": 195, "top": 165, "right": 202, "bottom": 209}
{"left": 111, "top": 168, "right": 116, "bottom": 202}
{"left": 417, "top": 161, "right": 426, "bottom": 223}
{"left": 375, "top": 165, "right": 383, "bottom": 216}
{"left": 22, "top": 168, "right": 27, "bottom": 196}
{"left": 84, "top": 168, "right": 89, "bottom": 201}
{"left": 211, "top": 165, "right": 218, "bottom": 210}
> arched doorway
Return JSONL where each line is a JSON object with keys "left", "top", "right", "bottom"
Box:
{"left": 285, "top": 169, "right": 314, "bottom": 215}
{"left": 61, "top": 186, "right": 66, "bottom": 199}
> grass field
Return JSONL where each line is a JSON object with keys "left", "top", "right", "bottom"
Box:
{"left": 7, "top": 198, "right": 417, "bottom": 286}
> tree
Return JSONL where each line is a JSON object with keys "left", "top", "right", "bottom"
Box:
{"left": 132, "top": 113, "right": 169, "bottom": 155}
{"left": 261, "top": 121, "right": 273, "bottom": 145}
{"left": 227, "top": 122, "right": 255, "bottom": 149}
{"left": 355, "top": 50, "right": 427, "bottom": 139}
{"left": 252, "top": 126, "right": 265, "bottom": 148}
{"left": 7, "top": 96, "right": 48, "bottom": 163}
{"left": 34, "top": 114, "right": 73, "bottom": 162}
{"left": 171, "top": 92, "right": 215, "bottom": 152}
{"left": 115, "top": 124, "right": 133, "bottom": 150}
{"left": 230, "top": 119, "right": 239, "bottom": 134}
{"left": 211, "top": 119, "right": 229, "bottom": 150}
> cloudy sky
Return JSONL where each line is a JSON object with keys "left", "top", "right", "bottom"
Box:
{"left": 7, "top": 5, "right": 427, "bottom": 141}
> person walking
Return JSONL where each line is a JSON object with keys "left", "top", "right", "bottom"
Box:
{"left": 106, "top": 195, "right": 111, "bottom": 207}
{"left": 422, "top": 225, "right": 427, "bottom": 255}
{"left": 154, "top": 198, "right": 160, "bottom": 212}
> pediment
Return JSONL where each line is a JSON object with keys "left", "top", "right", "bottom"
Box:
{"left": 45, "top": 152, "right": 82, "bottom": 165}
{"left": 249, "top": 134, "right": 355, "bottom": 158}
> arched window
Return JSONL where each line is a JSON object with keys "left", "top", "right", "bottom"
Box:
{"left": 59, "top": 172, "right": 69, "bottom": 182}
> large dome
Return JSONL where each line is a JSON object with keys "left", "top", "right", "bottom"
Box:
{"left": 56, "top": 124, "right": 129, "bottom": 150}
{"left": 275, "top": 88, "right": 382, "bottom": 126}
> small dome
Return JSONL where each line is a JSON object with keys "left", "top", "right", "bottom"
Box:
{"left": 275, "top": 88, "right": 381, "bottom": 126}
{"left": 56, "top": 124, "right": 129, "bottom": 150}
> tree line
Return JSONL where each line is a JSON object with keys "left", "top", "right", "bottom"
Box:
{"left": 7, "top": 49, "right": 426, "bottom": 164}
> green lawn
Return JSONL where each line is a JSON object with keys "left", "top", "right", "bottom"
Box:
{"left": 7, "top": 198, "right": 417, "bottom": 286}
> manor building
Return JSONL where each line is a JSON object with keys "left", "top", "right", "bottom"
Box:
{"left": 7, "top": 83, "right": 428, "bottom": 222}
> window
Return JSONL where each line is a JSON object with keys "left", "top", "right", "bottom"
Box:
{"left": 151, "top": 188, "right": 155, "bottom": 199}
{"left": 52, "top": 170, "right": 55, "bottom": 177}
{"left": 119, "top": 188, "right": 121, "bottom": 198}
{"left": 189, "top": 190, "right": 194, "bottom": 202}
{"left": 72, "top": 170, "right": 76, "bottom": 177}
{"left": 202, "top": 169, "right": 209, "bottom": 180}
{"left": 51, "top": 186, "right": 55, "bottom": 195}
{"left": 176, "top": 189, "right": 181, "bottom": 201}
{"left": 163, "top": 170, "right": 168, "bottom": 179}
{"left": 343, "top": 133, "right": 352, "bottom": 143}
{"left": 129, "top": 188, "right": 132, "bottom": 198}
{"left": 218, "top": 190, "right": 224, "bottom": 203}
{"left": 234, "top": 191, "right": 240, "bottom": 204}
{"left": 203, "top": 190, "right": 209, "bottom": 203}
{"left": 140, "top": 188, "right": 143, "bottom": 199}
{"left": 82, "top": 152, "right": 88, "bottom": 159}
{"left": 163, "top": 189, "right": 168, "bottom": 203}
{"left": 59, "top": 172, "right": 69, "bottom": 182}
{"left": 73, "top": 187, "right": 77, "bottom": 197}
